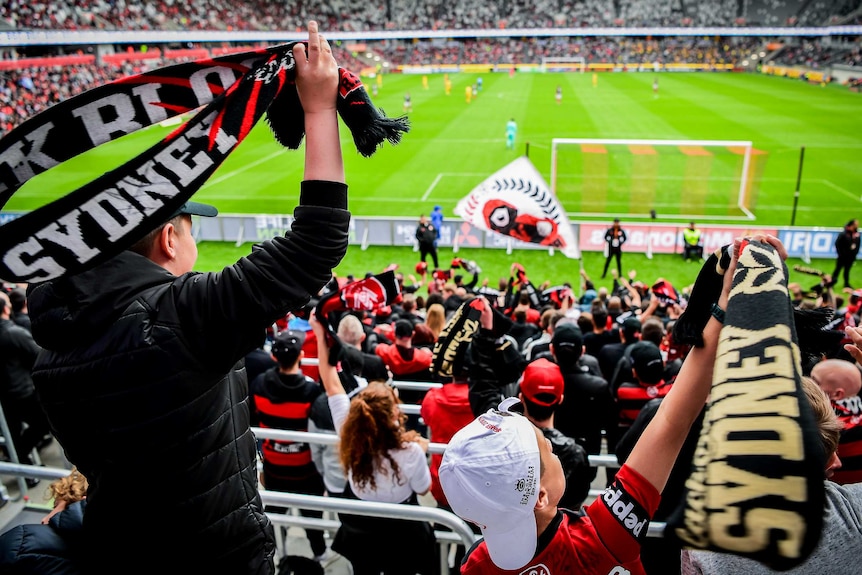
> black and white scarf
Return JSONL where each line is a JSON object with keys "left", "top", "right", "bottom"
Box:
{"left": 667, "top": 239, "right": 826, "bottom": 570}
{"left": 0, "top": 43, "right": 408, "bottom": 283}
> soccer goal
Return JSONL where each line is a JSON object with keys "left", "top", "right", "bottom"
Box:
{"left": 550, "top": 138, "right": 762, "bottom": 221}
{"left": 541, "top": 57, "right": 586, "bottom": 73}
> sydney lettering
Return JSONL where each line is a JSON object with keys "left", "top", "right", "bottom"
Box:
{"left": 2, "top": 110, "right": 238, "bottom": 282}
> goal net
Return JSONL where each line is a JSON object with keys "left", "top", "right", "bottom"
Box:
{"left": 550, "top": 138, "right": 766, "bottom": 220}
{"left": 541, "top": 57, "right": 586, "bottom": 73}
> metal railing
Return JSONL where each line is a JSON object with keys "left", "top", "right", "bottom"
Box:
{"left": 0, "top": 462, "right": 478, "bottom": 573}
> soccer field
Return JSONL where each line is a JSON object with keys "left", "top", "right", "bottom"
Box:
{"left": 7, "top": 71, "right": 862, "bottom": 228}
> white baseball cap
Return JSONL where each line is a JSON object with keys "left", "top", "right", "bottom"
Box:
{"left": 439, "top": 397, "right": 540, "bottom": 570}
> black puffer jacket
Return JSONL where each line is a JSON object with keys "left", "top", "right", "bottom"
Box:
{"left": 28, "top": 181, "right": 350, "bottom": 575}
{"left": 0, "top": 500, "right": 85, "bottom": 575}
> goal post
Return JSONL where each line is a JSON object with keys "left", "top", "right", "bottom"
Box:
{"left": 550, "top": 138, "right": 758, "bottom": 220}
{"left": 541, "top": 57, "right": 586, "bottom": 73}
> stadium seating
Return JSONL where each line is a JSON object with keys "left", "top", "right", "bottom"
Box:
{"left": 0, "top": 0, "right": 859, "bottom": 30}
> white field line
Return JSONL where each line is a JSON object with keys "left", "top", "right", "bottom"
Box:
{"left": 201, "top": 149, "right": 285, "bottom": 188}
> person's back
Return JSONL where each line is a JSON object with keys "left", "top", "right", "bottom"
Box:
{"left": 508, "top": 309, "right": 541, "bottom": 351}
{"left": 615, "top": 342, "right": 672, "bottom": 435}
{"left": 0, "top": 289, "right": 51, "bottom": 471}
{"left": 316, "top": 323, "right": 437, "bottom": 575}
{"left": 8, "top": 287, "right": 31, "bottom": 332}
{"left": 25, "top": 25, "right": 348, "bottom": 574}
{"left": 582, "top": 305, "right": 619, "bottom": 357}
{"left": 421, "top": 379, "right": 473, "bottom": 508}
{"left": 517, "top": 358, "right": 592, "bottom": 510}
{"left": 374, "top": 319, "right": 433, "bottom": 379}
{"left": 550, "top": 324, "right": 615, "bottom": 480}
{"left": 431, "top": 205, "right": 444, "bottom": 238}
{"left": 597, "top": 317, "right": 641, "bottom": 382}
{"left": 251, "top": 329, "right": 328, "bottom": 560}
{"left": 30, "top": 216, "right": 340, "bottom": 571}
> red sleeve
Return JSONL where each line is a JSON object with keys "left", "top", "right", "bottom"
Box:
{"left": 586, "top": 464, "right": 660, "bottom": 562}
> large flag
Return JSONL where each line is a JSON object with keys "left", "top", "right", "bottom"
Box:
{"left": 454, "top": 156, "right": 579, "bottom": 259}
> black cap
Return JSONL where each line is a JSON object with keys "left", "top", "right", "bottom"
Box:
{"left": 629, "top": 341, "right": 664, "bottom": 385}
{"left": 170, "top": 201, "right": 218, "bottom": 219}
{"left": 552, "top": 322, "right": 583, "bottom": 350}
{"left": 271, "top": 330, "right": 306, "bottom": 365}
{"left": 394, "top": 319, "right": 414, "bottom": 339}
{"left": 621, "top": 317, "right": 642, "bottom": 339}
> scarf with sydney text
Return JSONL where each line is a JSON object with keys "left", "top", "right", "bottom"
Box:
{"left": 0, "top": 43, "right": 409, "bottom": 283}
{"left": 666, "top": 239, "right": 825, "bottom": 571}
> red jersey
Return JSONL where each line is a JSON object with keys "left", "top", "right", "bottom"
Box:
{"left": 461, "top": 465, "right": 658, "bottom": 574}
{"left": 374, "top": 342, "right": 433, "bottom": 377}
{"left": 420, "top": 382, "right": 474, "bottom": 507}
{"left": 616, "top": 380, "right": 672, "bottom": 427}
{"left": 832, "top": 396, "right": 862, "bottom": 485}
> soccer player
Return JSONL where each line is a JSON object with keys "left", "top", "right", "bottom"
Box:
{"left": 592, "top": 72, "right": 598, "bottom": 88}
{"left": 653, "top": 77, "right": 659, "bottom": 96}
{"left": 422, "top": 75, "right": 428, "bottom": 90}
{"left": 506, "top": 118, "right": 517, "bottom": 150}
{"left": 444, "top": 76, "right": 452, "bottom": 95}
{"left": 465, "top": 84, "right": 472, "bottom": 103}
{"left": 555, "top": 85, "right": 562, "bottom": 105}
{"left": 403, "top": 92, "right": 412, "bottom": 113}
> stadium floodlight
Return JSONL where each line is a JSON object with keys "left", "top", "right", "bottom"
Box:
{"left": 550, "top": 138, "right": 758, "bottom": 221}
{"left": 540, "top": 57, "right": 586, "bottom": 73}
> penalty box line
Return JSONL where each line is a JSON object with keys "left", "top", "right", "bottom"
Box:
{"left": 420, "top": 172, "right": 496, "bottom": 202}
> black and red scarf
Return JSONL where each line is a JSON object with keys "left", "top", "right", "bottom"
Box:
{"left": 0, "top": 43, "right": 408, "bottom": 283}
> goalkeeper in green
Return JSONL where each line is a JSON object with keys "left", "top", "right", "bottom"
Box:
{"left": 506, "top": 118, "right": 517, "bottom": 150}
{"left": 682, "top": 221, "right": 704, "bottom": 261}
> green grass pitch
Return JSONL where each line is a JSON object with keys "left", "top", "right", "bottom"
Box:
{"left": 5, "top": 71, "right": 862, "bottom": 291}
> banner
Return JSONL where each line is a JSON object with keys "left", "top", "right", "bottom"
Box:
{"left": 454, "top": 156, "right": 579, "bottom": 258}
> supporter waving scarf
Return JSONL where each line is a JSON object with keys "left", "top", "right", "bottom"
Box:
{"left": 667, "top": 239, "right": 825, "bottom": 570}
{"left": 316, "top": 270, "right": 402, "bottom": 366}
{"left": 0, "top": 44, "right": 409, "bottom": 283}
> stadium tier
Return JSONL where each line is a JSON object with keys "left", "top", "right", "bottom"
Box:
{"left": 0, "top": 0, "right": 860, "bottom": 30}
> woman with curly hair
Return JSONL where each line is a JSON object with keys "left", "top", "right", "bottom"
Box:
{"left": 40, "top": 466, "right": 88, "bottom": 525}
{"left": 310, "top": 314, "right": 438, "bottom": 575}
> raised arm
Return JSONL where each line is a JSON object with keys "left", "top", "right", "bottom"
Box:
{"left": 294, "top": 20, "right": 343, "bottom": 183}
{"left": 310, "top": 314, "right": 345, "bottom": 399}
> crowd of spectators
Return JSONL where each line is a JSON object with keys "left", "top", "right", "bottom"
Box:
{"left": 0, "top": 0, "right": 859, "bottom": 31}
{"left": 390, "top": 35, "right": 763, "bottom": 66}
{"left": 234, "top": 238, "right": 860, "bottom": 574}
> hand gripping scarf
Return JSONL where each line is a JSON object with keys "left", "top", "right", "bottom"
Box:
{"left": 666, "top": 239, "right": 826, "bottom": 571}
{"left": 431, "top": 297, "right": 521, "bottom": 383}
{"left": 0, "top": 44, "right": 409, "bottom": 283}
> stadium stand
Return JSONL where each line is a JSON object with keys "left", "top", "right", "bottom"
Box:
{"left": 0, "top": 0, "right": 860, "bottom": 30}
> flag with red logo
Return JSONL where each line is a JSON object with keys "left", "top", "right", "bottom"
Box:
{"left": 454, "top": 157, "right": 579, "bottom": 259}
